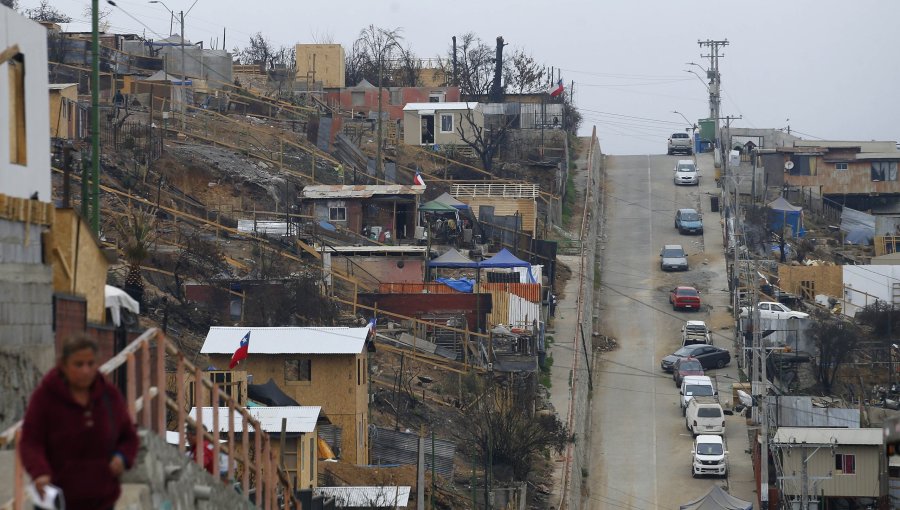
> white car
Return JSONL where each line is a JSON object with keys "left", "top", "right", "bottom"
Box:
{"left": 673, "top": 159, "right": 699, "bottom": 185}
{"left": 740, "top": 301, "right": 809, "bottom": 320}
{"left": 692, "top": 435, "right": 727, "bottom": 478}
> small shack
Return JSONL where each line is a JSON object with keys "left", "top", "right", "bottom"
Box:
{"left": 301, "top": 185, "right": 424, "bottom": 242}
{"left": 402, "top": 102, "right": 481, "bottom": 146}
{"left": 679, "top": 486, "right": 752, "bottom": 510}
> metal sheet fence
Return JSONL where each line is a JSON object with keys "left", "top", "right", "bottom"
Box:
{"left": 369, "top": 426, "right": 456, "bottom": 477}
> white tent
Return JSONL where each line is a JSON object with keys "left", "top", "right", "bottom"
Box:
{"left": 104, "top": 285, "right": 139, "bottom": 327}
{"left": 679, "top": 486, "right": 752, "bottom": 510}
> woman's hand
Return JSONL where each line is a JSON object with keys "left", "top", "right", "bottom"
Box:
{"left": 33, "top": 475, "right": 51, "bottom": 498}
{"left": 109, "top": 454, "right": 125, "bottom": 477}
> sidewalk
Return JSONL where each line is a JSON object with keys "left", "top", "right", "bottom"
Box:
{"left": 545, "top": 253, "right": 582, "bottom": 509}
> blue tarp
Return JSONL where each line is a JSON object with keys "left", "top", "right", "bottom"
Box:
{"left": 318, "top": 221, "right": 337, "bottom": 232}
{"left": 435, "top": 277, "right": 474, "bottom": 293}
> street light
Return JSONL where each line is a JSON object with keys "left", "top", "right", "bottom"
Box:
{"left": 683, "top": 69, "right": 709, "bottom": 91}
{"left": 147, "top": 0, "right": 174, "bottom": 36}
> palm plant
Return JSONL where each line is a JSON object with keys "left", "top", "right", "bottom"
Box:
{"left": 114, "top": 203, "right": 158, "bottom": 306}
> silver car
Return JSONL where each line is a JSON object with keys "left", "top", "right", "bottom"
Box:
{"left": 674, "top": 160, "right": 699, "bottom": 186}
{"left": 660, "top": 244, "right": 689, "bottom": 271}
{"left": 667, "top": 132, "right": 693, "bottom": 155}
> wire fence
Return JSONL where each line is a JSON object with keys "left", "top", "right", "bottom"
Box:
{"left": 100, "top": 118, "right": 163, "bottom": 166}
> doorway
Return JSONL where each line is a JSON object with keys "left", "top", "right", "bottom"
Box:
{"left": 420, "top": 115, "right": 435, "bottom": 145}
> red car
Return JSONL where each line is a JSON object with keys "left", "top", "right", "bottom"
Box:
{"left": 670, "top": 286, "right": 701, "bottom": 311}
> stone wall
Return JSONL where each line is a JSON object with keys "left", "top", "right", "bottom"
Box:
{"left": 119, "top": 430, "right": 255, "bottom": 510}
{"left": 0, "top": 219, "right": 55, "bottom": 431}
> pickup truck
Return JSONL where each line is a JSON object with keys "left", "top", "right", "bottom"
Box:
{"left": 667, "top": 132, "right": 693, "bottom": 155}
{"left": 681, "top": 320, "right": 712, "bottom": 346}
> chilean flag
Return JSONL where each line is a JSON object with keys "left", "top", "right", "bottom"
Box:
{"left": 228, "top": 331, "right": 251, "bottom": 369}
{"left": 414, "top": 171, "right": 426, "bottom": 187}
{"left": 547, "top": 78, "right": 564, "bottom": 98}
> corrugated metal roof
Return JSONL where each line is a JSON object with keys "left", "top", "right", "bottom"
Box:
{"left": 370, "top": 426, "right": 456, "bottom": 477}
{"left": 48, "top": 83, "right": 78, "bottom": 90}
{"left": 200, "top": 326, "right": 370, "bottom": 355}
{"left": 771, "top": 427, "right": 882, "bottom": 446}
{"left": 315, "top": 486, "right": 410, "bottom": 507}
{"left": 855, "top": 152, "right": 900, "bottom": 160}
{"left": 188, "top": 406, "right": 321, "bottom": 433}
{"left": 301, "top": 185, "right": 425, "bottom": 199}
{"left": 323, "top": 246, "right": 427, "bottom": 254}
{"left": 403, "top": 101, "right": 477, "bottom": 111}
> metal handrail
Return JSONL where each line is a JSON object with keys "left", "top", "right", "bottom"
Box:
{"left": 2, "top": 327, "right": 299, "bottom": 510}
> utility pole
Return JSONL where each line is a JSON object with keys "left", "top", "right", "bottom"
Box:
{"left": 180, "top": 10, "right": 186, "bottom": 131}
{"left": 698, "top": 39, "right": 728, "bottom": 151}
{"left": 719, "top": 114, "right": 742, "bottom": 179}
{"left": 90, "top": 0, "right": 100, "bottom": 234}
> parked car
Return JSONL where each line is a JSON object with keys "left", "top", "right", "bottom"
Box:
{"left": 692, "top": 435, "right": 727, "bottom": 478}
{"left": 670, "top": 286, "right": 701, "bottom": 311}
{"left": 673, "top": 357, "right": 704, "bottom": 387}
{"left": 673, "top": 159, "right": 699, "bottom": 185}
{"left": 681, "top": 320, "right": 712, "bottom": 345}
{"left": 675, "top": 208, "right": 703, "bottom": 234}
{"left": 680, "top": 375, "right": 716, "bottom": 415}
{"left": 667, "top": 132, "right": 693, "bottom": 155}
{"left": 660, "top": 244, "right": 689, "bottom": 271}
{"left": 661, "top": 344, "right": 731, "bottom": 372}
{"left": 739, "top": 301, "right": 809, "bottom": 320}
{"left": 685, "top": 397, "right": 725, "bottom": 436}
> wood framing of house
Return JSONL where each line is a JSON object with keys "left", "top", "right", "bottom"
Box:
{"left": 777, "top": 264, "right": 843, "bottom": 301}
{"left": 451, "top": 183, "right": 539, "bottom": 236}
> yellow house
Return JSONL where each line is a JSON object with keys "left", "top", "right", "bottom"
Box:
{"left": 48, "top": 83, "right": 81, "bottom": 140}
{"left": 200, "top": 326, "right": 372, "bottom": 465}
{"left": 190, "top": 405, "right": 321, "bottom": 490}
{"left": 49, "top": 208, "right": 112, "bottom": 324}
{"left": 295, "top": 44, "right": 345, "bottom": 88}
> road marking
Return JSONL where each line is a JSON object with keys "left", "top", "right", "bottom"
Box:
{"left": 647, "top": 154, "right": 660, "bottom": 510}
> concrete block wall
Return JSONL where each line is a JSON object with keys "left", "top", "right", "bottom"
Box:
{"left": 121, "top": 430, "right": 255, "bottom": 510}
{"left": 0, "top": 258, "right": 55, "bottom": 431}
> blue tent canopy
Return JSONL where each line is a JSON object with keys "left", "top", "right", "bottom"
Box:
{"left": 478, "top": 248, "right": 530, "bottom": 268}
{"left": 479, "top": 248, "right": 536, "bottom": 283}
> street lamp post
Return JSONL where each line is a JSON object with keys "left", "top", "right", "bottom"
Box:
{"left": 673, "top": 110, "right": 698, "bottom": 154}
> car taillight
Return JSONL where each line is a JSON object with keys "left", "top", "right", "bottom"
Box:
{"left": 722, "top": 421, "right": 725, "bottom": 427}
{"left": 693, "top": 420, "right": 697, "bottom": 427}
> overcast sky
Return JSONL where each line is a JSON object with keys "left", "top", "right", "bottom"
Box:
{"left": 25, "top": 0, "right": 900, "bottom": 154}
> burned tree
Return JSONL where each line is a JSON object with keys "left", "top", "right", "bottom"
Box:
{"left": 456, "top": 106, "right": 514, "bottom": 173}
{"left": 811, "top": 318, "right": 860, "bottom": 394}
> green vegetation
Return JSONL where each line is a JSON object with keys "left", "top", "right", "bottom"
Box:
{"left": 539, "top": 354, "right": 555, "bottom": 388}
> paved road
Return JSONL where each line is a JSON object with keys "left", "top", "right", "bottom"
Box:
{"left": 588, "top": 153, "right": 757, "bottom": 509}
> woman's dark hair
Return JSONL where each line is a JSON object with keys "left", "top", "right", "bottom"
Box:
{"left": 60, "top": 333, "right": 99, "bottom": 363}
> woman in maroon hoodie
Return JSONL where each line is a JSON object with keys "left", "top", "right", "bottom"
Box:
{"left": 20, "top": 334, "right": 140, "bottom": 510}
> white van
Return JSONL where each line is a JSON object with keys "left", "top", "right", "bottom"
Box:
{"left": 685, "top": 396, "right": 725, "bottom": 436}
{"left": 680, "top": 375, "right": 716, "bottom": 415}
{"left": 692, "top": 435, "right": 727, "bottom": 478}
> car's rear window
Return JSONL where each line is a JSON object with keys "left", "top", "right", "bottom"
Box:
{"left": 698, "top": 407, "right": 722, "bottom": 418}
{"left": 672, "top": 133, "right": 689, "bottom": 138}
{"left": 678, "top": 288, "right": 699, "bottom": 297}
{"left": 680, "top": 360, "right": 702, "bottom": 370}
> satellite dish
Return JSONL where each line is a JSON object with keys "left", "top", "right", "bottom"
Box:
{"left": 784, "top": 161, "right": 795, "bottom": 171}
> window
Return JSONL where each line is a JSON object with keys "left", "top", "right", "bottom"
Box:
{"left": 8, "top": 52, "right": 27, "bottom": 165}
{"left": 871, "top": 161, "right": 898, "bottom": 182}
{"left": 428, "top": 92, "right": 444, "bottom": 103}
{"left": 835, "top": 162, "right": 848, "bottom": 171}
{"left": 329, "top": 206, "right": 347, "bottom": 221}
{"left": 440, "top": 113, "right": 453, "bottom": 133}
{"left": 285, "top": 359, "right": 312, "bottom": 382}
{"left": 835, "top": 453, "right": 856, "bottom": 474}
{"left": 389, "top": 89, "right": 401, "bottom": 105}
{"left": 351, "top": 91, "right": 365, "bottom": 107}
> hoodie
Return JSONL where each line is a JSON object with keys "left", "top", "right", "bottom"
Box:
{"left": 20, "top": 368, "right": 139, "bottom": 510}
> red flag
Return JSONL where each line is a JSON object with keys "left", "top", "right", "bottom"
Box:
{"left": 229, "top": 331, "right": 251, "bottom": 369}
